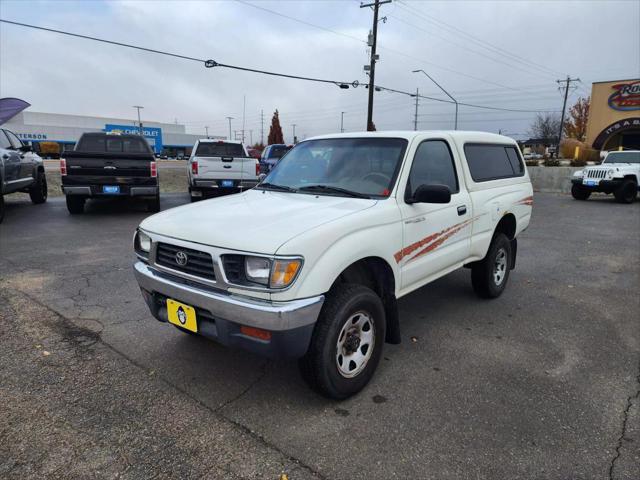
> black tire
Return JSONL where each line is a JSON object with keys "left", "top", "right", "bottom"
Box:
{"left": 0, "top": 195, "right": 4, "bottom": 224}
{"left": 299, "top": 284, "right": 386, "bottom": 400}
{"left": 613, "top": 179, "right": 637, "bottom": 204}
{"left": 66, "top": 195, "right": 85, "bottom": 215}
{"left": 471, "top": 233, "right": 512, "bottom": 299}
{"left": 571, "top": 183, "right": 591, "bottom": 201}
{"left": 29, "top": 172, "right": 48, "bottom": 204}
{"left": 147, "top": 194, "right": 161, "bottom": 212}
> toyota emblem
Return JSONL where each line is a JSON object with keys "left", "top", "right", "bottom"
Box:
{"left": 175, "top": 251, "right": 188, "bottom": 266}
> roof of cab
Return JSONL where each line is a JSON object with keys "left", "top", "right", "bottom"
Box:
{"left": 305, "top": 130, "right": 516, "bottom": 144}
{"left": 197, "top": 138, "right": 244, "bottom": 145}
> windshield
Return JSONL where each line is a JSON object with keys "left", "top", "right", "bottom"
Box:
{"left": 196, "top": 142, "right": 246, "bottom": 157}
{"left": 267, "top": 145, "right": 291, "bottom": 159}
{"left": 262, "top": 137, "right": 408, "bottom": 198}
{"left": 604, "top": 151, "right": 640, "bottom": 164}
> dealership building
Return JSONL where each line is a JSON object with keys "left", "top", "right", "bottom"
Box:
{"left": 3, "top": 111, "right": 221, "bottom": 156}
{"left": 585, "top": 78, "right": 640, "bottom": 151}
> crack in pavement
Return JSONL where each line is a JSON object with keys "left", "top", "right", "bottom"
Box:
{"left": 608, "top": 358, "right": 640, "bottom": 480}
{"left": 8, "top": 285, "right": 327, "bottom": 480}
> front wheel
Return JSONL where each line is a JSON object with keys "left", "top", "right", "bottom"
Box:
{"left": 299, "top": 284, "right": 386, "bottom": 400}
{"left": 613, "top": 179, "right": 637, "bottom": 204}
{"left": 66, "top": 195, "right": 85, "bottom": 214}
{"left": 471, "top": 233, "right": 512, "bottom": 299}
{"left": 571, "top": 183, "right": 591, "bottom": 201}
{"left": 29, "top": 172, "right": 48, "bottom": 204}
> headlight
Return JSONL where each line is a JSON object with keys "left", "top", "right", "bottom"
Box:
{"left": 231, "top": 255, "right": 302, "bottom": 289}
{"left": 245, "top": 256, "right": 271, "bottom": 285}
{"left": 606, "top": 169, "right": 615, "bottom": 178}
{"left": 137, "top": 230, "right": 151, "bottom": 252}
{"left": 573, "top": 170, "right": 584, "bottom": 177}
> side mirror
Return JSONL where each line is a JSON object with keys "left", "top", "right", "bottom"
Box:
{"left": 19, "top": 144, "right": 32, "bottom": 153}
{"left": 407, "top": 184, "right": 451, "bottom": 204}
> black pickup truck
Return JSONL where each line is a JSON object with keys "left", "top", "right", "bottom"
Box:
{"left": 61, "top": 132, "right": 160, "bottom": 214}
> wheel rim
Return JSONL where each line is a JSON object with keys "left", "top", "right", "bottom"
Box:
{"left": 493, "top": 248, "right": 508, "bottom": 286}
{"left": 336, "top": 311, "right": 375, "bottom": 378}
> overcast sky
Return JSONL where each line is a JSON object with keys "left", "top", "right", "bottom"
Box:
{"left": 1, "top": 0, "right": 639, "bottom": 143}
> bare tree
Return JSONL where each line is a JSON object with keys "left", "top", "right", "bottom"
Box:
{"left": 529, "top": 113, "right": 561, "bottom": 141}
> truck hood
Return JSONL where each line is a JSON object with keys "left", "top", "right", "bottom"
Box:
{"left": 140, "top": 189, "right": 377, "bottom": 254}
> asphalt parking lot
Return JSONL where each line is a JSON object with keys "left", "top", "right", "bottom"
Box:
{"left": 1, "top": 192, "right": 638, "bottom": 480}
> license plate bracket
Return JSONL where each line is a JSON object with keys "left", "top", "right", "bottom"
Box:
{"left": 167, "top": 299, "right": 198, "bottom": 333}
{"left": 220, "top": 180, "right": 234, "bottom": 188}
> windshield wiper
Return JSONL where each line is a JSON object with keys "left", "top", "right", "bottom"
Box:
{"left": 258, "top": 182, "right": 297, "bottom": 192}
{"left": 298, "top": 184, "right": 371, "bottom": 199}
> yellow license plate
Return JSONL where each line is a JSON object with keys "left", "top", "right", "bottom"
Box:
{"left": 167, "top": 299, "right": 197, "bottom": 333}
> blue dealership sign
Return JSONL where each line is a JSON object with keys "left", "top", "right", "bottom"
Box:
{"left": 104, "top": 124, "right": 163, "bottom": 153}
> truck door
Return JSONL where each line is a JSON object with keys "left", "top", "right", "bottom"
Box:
{"left": 5, "top": 130, "right": 33, "bottom": 180}
{"left": 397, "top": 138, "right": 472, "bottom": 291}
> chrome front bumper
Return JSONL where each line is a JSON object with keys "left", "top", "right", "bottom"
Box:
{"left": 133, "top": 261, "right": 324, "bottom": 332}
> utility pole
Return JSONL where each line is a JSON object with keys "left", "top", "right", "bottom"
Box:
{"left": 361, "top": 0, "right": 391, "bottom": 131}
{"left": 413, "top": 88, "right": 419, "bottom": 131}
{"left": 341, "top": 111, "right": 345, "bottom": 133}
{"left": 249, "top": 130, "right": 253, "bottom": 145}
{"left": 260, "top": 109, "right": 264, "bottom": 145}
{"left": 413, "top": 69, "right": 458, "bottom": 130}
{"left": 226, "top": 116, "right": 233, "bottom": 141}
{"left": 205, "top": 126, "right": 209, "bottom": 138}
{"left": 133, "top": 105, "right": 144, "bottom": 135}
{"left": 292, "top": 124, "right": 297, "bottom": 144}
{"left": 242, "top": 95, "right": 246, "bottom": 144}
{"left": 556, "top": 76, "right": 580, "bottom": 158}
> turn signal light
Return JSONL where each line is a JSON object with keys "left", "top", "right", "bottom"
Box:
{"left": 191, "top": 161, "right": 198, "bottom": 175}
{"left": 255, "top": 160, "right": 260, "bottom": 176}
{"left": 271, "top": 259, "right": 302, "bottom": 288}
{"left": 240, "top": 326, "right": 272, "bottom": 341}
{"left": 150, "top": 161, "right": 157, "bottom": 178}
{"left": 60, "top": 158, "right": 67, "bottom": 176}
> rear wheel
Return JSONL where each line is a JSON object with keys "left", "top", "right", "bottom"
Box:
{"left": 147, "top": 194, "right": 161, "bottom": 212}
{"left": 66, "top": 195, "right": 85, "bottom": 214}
{"left": 571, "top": 183, "right": 591, "bottom": 201}
{"left": 299, "top": 284, "right": 386, "bottom": 399}
{"left": 471, "top": 233, "right": 512, "bottom": 299}
{"left": 613, "top": 179, "right": 637, "bottom": 204}
{"left": 29, "top": 172, "right": 48, "bottom": 204}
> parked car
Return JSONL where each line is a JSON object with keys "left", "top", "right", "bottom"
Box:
{"left": 571, "top": 150, "right": 639, "bottom": 203}
{"left": 246, "top": 148, "right": 262, "bottom": 160}
{"left": 187, "top": 139, "right": 259, "bottom": 201}
{"left": 134, "top": 132, "right": 534, "bottom": 397}
{"left": 260, "top": 144, "right": 292, "bottom": 173}
{"left": 133, "top": 131, "right": 533, "bottom": 398}
{"left": 0, "top": 128, "right": 47, "bottom": 223}
{"left": 61, "top": 132, "right": 159, "bottom": 214}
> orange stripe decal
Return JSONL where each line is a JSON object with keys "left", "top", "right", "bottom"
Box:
{"left": 394, "top": 219, "right": 469, "bottom": 263}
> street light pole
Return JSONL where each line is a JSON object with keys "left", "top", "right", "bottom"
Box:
{"left": 205, "top": 126, "right": 209, "bottom": 138}
{"left": 412, "top": 69, "right": 458, "bottom": 130}
{"left": 226, "top": 117, "right": 233, "bottom": 141}
{"left": 413, "top": 88, "right": 419, "bottom": 131}
{"left": 341, "top": 111, "right": 345, "bottom": 133}
{"left": 133, "top": 105, "right": 144, "bottom": 135}
{"left": 292, "top": 124, "right": 297, "bottom": 144}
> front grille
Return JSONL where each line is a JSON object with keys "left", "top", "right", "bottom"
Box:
{"left": 156, "top": 243, "right": 216, "bottom": 280}
{"left": 221, "top": 254, "right": 245, "bottom": 283}
{"left": 586, "top": 169, "right": 607, "bottom": 179}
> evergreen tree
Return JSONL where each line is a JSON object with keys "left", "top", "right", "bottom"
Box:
{"left": 267, "top": 110, "right": 284, "bottom": 144}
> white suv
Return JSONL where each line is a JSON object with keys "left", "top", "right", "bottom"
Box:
{"left": 187, "top": 139, "right": 260, "bottom": 201}
{"left": 571, "top": 150, "right": 639, "bottom": 203}
{"left": 133, "top": 131, "right": 533, "bottom": 398}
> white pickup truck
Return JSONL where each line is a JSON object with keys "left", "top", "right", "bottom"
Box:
{"left": 188, "top": 139, "right": 260, "bottom": 201}
{"left": 571, "top": 150, "right": 639, "bottom": 203}
{"left": 134, "top": 131, "right": 533, "bottom": 399}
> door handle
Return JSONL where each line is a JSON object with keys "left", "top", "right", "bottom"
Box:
{"left": 2, "top": 154, "right": 8, "bottom": 160}
{"left": 223, "top": 165, "right": 231, "bottom": 169}
{"left": 457, "top": 205, "right": 467, "bottom": 216}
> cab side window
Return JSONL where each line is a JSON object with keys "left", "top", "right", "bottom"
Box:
{"left": 5, "top": 130, "right": 23, "bottom": 149}
{"left": 0, "top": 131, "right": 11, "bottom": 150}
{"left": 406, "top": 140, "right": 459, "bottom": 199}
